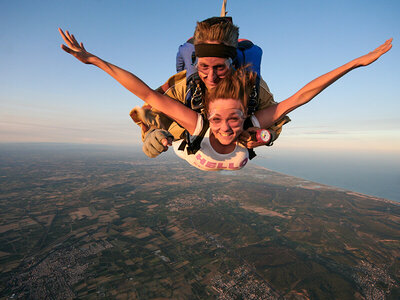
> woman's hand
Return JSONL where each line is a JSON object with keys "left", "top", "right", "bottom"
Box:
{"left": 59, "top": 28, "right": 94, "bottom": 64}
{"left": 355, "top": 38, "right": 392, "bottom": 67}
{"left": 238, "top": 127, "right": 269, "bottom": 149}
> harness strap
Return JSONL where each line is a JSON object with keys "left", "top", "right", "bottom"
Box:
{"left": 186, "top": 72, "right": 205, "bottom": 112}
{"left": 232, "top": 64, "right": 260, "bottom": 116}
{"left": 247, "top": 80, "right": 259, "bottom": 115}
{"left": 178, "top": 117, "right": 209, "bottom": 155}
{"left": 243, "top": 117, "right": 256, "bottom": 160}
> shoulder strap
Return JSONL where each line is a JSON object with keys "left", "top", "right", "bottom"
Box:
{"left": 247, "top": 77, "right": 260, "bottom": 115}
{"left": 178, "top": 116, "right": 209, "bottom": 155}
{"left": 243, "top": 117, "right": 257, "bottom": 160}
{"left": 185, "top": 72, "right": 206, "bottom": 113}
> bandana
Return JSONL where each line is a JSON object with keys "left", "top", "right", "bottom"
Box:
{"left": 195, "top": 43, "right": 237, "bottom": 59}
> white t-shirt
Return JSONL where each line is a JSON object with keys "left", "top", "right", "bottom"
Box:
{"left": 172, "top": 114, "right": 257, "bottom": 171}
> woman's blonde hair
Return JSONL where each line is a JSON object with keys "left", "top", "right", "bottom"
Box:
{"left": 205, "top": 67, "right": 257, "bottom": 115}
{"left": 194, "top": 17, "right": 239, "bottom": 47}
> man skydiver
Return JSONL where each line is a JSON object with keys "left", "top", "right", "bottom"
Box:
{"left": 130, "top": 16, "right": 290, "bottom": 158}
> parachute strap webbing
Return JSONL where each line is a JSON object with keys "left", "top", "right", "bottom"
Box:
{"left": 247, "top": 79, "right": 260, "bottom": 115}
{"left": 178, "top": 116, "right": 209, "bottom": 155}
{"left": 186, "top": 72, "right": 205, "bottom": 112}
{"left": 243, "top": 117, "right": 257, "bottom": 160}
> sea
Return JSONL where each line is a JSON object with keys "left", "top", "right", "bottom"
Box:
{"left": 253, "top": 148, "right": 400, "bottom": 203}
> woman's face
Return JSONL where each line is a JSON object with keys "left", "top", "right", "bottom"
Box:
{"left": 207, "top": 98, "right": 245, "bottom": 145}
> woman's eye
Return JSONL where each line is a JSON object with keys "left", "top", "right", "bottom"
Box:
{"left": 228, "top": 118, "right": 241, "bottom": 124}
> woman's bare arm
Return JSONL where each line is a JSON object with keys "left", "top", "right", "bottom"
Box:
{"left": 59, "top": 28, "right": 198, "bottom": 134}
{"left": 255, "top": 39, "right": 392, "bottom": 128}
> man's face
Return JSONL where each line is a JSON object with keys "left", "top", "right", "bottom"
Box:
{"left": 197, "top": 57, "right": 231, "bottom": 89}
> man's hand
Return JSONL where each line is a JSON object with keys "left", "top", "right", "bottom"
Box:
{"left": 143, "top": 129, "right": 174, "bottom": 158}
{"left": 238, "top": 127, "right": 274, "bottom": 149}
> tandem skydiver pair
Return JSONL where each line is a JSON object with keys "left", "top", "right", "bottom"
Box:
{"left": 59, "top": 16, "right": 392, "bottom": 171}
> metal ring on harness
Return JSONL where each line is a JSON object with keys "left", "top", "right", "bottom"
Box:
{"left": 247, "top": 84, "right": 259, "bottom": 115}
{"left": 191, "top": 83, "right": 203, "bottom": 112}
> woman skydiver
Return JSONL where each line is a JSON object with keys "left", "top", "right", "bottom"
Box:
{"left": 58, "top": 28, "right": 392, "bottom": 171}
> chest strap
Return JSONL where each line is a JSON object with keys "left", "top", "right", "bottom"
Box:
{"left": 243, "top": 117, "right": 256, "bottom": 160}
{"left": 178, "top": 117, "right": 209, "bottom": 155}
{"left": 186, "top": 72, "right": 205, "bottom": 112}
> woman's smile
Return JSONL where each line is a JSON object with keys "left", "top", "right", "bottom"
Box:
{"left": 207, "top": 98, "right": 245, "bottom": 147}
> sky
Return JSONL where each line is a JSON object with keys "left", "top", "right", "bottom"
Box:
{"left": 0, "top": 0, "right": 399, "bottom": 160}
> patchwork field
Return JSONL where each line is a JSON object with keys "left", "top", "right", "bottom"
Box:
{"left": 0, "top": 145, "right": 399, "bottom": 299}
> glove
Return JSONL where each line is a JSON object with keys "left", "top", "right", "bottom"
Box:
{"left": 142, "top": 129, "right": 174, "bottom": 158}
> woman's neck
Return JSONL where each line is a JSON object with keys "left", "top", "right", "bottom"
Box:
{"left": 209, "top": 132, "right": 236, "bottom": 154}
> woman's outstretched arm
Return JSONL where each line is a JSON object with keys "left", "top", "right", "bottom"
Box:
{"left": 59, "top": 28, "right": 198, "bottom": 134}
{"left": 255, "top": 39, "right": 392, "bottom": 128}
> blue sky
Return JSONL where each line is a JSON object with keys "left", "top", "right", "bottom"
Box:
{"left": 0, "top": 0, "right": 399, "bottom": 159}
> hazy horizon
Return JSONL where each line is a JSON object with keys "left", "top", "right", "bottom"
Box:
{"left": 1, "top": 142, "right": 399, "bottom": 203}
